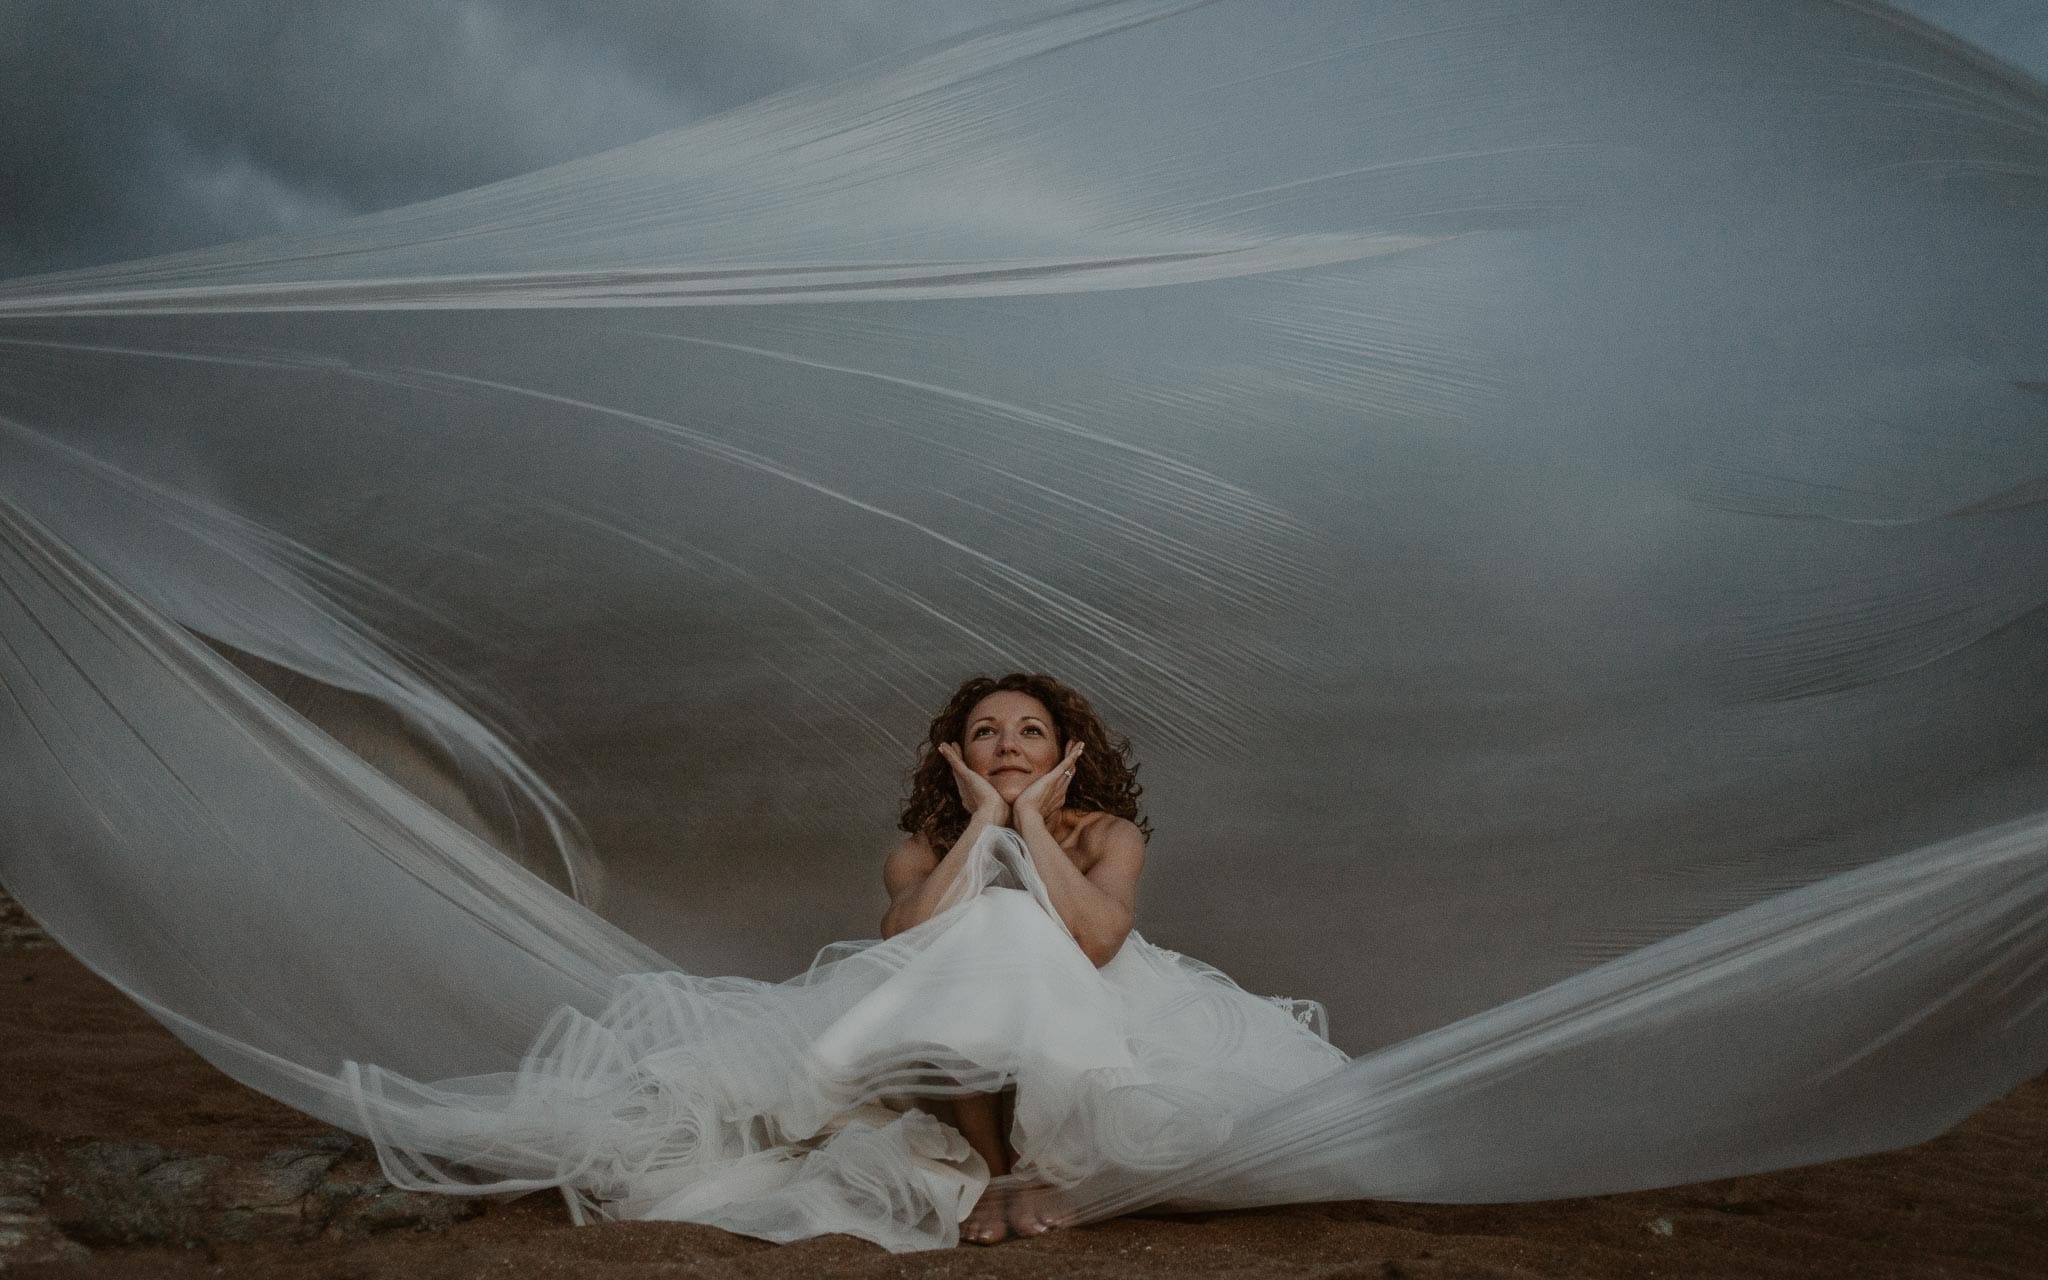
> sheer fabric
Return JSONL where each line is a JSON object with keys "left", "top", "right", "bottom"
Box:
{"left": 353, "top": 826, "right": 1344, "bottom": 1250}
{"left": 2, "top": 0, "right": 2047, "bottom": 1254}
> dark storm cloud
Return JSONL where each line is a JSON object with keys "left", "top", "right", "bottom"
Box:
{"left": 3, "top": 1, "right": 2040, "bottom": 281}
{"left": 0, "top": 0, "right": 1049, "bottom": 278}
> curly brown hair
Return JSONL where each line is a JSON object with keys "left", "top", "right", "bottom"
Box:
{"left": 899, "top": 672, "right": 1151, "bottom": 848}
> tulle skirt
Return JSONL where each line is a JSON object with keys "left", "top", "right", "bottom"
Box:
{"left": 349, "top": 826, "right": 1348, "bottom": 1251}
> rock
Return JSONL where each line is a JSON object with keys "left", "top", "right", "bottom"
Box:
{"left": 55, "top": 1142, "right": 212, "bottom": 1246}
{"left": 0, "top": 1209, "right": 93, "bottom": 1266}
{"left": 329, "top": 1182, "right": 484, "bottom": 1237}
{"left": 0, "top": 887, "right": 51, "bottom": 951}
{"left": 0, "top": 1152, "right": 89, "bottom": 1267}
{"left": 1645, "top": 1216, "right": 1675, "bottom": 1237}
{"left": 47, "top": 1132, "right": 482, "bottom": 1248}
{"left": 0, "top": 1154, "right": 49, "bottom": 1202}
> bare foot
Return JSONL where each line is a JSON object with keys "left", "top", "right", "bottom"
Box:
{"left": 960, "top": 1187, "right": 1010, "bottom": 1245}
{"left": 1004, "top": 1180, "right": 1069, "bottom": 1239}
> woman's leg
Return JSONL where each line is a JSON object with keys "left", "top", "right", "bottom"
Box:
{"left": 988, "top": 1087, "right": 1064, "bottom": 1238}
{"left": 954, "top": 1091, "right": 1013, "bottom": 1244}
{"left": 952, "top": 1092, "right": 1009, "bottom": 1177}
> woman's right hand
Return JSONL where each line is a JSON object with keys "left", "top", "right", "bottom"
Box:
{"left": 937, "top": 742, "right": 1008, "bottom": 825}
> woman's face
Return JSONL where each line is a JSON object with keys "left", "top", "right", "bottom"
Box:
{"left": 960, "top": 690, "right": 1062, "bottom": 803}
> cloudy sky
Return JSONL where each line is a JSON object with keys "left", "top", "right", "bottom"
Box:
{"left": 0, "top": 0, "right": 1070, "bottom": 278}
{"left": 2, "top": 0, "right": 2042, "bottom": 281}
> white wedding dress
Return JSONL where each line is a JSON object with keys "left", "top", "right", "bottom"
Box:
{"left": 348, "top": 824, "right": 1347, "bottom": 1251}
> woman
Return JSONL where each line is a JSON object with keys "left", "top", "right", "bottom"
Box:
{"left": 880, "top": 672, "right": 1150, "bottom": 1241}
{"left": 869, "top": 672, "right": 1345, "bottom": 1243}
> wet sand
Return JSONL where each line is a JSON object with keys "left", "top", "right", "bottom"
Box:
{"left": 3, "top": 931, "right": 2044, "bottom": 1279}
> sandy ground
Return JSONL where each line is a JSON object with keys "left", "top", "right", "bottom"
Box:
{"left": 3, "top": 931, "right": 2044, "bottom": 1279}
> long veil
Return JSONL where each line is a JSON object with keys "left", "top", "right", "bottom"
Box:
{"left": 3, "top": 0, "right": 2047, "bottom": 1242}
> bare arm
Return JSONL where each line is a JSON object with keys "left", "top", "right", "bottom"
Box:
{"left": 1015, "top": 808, "right": 1145, "bottom": 966}
{"left": 882, "top": 740, "right": 1014, "bottom": 938}
{"left": 881, "top": 813, "right": 1006, "bottom": 938}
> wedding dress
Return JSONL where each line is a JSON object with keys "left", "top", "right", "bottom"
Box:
{"left": 349, "top": 824, "right": 1346, "bottom": 1251}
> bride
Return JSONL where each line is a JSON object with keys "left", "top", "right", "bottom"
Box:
{"left": 358, "top": 671, "right": 1347, "bottom": 1251}
{"left": 883, "top": 672, "right": 1165, "bottom": 1242}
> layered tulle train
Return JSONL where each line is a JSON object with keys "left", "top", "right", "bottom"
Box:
{"left": 348, "top": 826, "right": 1346, "bottom": 1251}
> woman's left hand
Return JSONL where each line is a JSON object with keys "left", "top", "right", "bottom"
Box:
{"left": 1015, "top": 742, "right": 1083, "bottom": 828}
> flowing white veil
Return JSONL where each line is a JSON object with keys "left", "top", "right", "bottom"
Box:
{"left": 3, "top": 0, "right": 2047, "bottom": 1245}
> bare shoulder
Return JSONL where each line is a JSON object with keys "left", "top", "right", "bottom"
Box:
{"left": 1074, "top": 814, "right": 1145, "bottom": 910}
{"left": 882, "top": 831, "right": 938, "bottom": 896}
{"left": 1076, "top": 813, "right": 1146, "bottom": 863}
